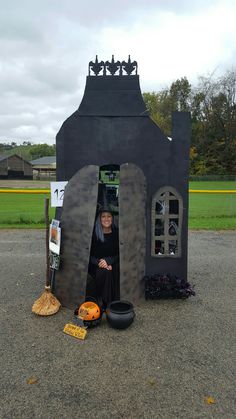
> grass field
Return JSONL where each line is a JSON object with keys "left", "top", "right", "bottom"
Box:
{"left": 189, "top": 181, "right": 236, "bottom": 229}
{"left": 0, "top": 181, "right": 235, "bottom": 229}
{"left": 0, "top": 193, "right": 53, "bottom": 228}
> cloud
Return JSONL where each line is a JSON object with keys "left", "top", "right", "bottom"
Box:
{"left": 98, "top": 1, "right": 236, "bottom": 88}
{"left": 0, "top": 0, "right": 235, "bottom": 144}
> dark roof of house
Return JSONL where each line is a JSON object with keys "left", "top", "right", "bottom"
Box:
{"left": 30, "top": 156, "right": 56, "bottom": 165}
{"left": 78, "top": 75, "right": 148, "bottom": 117}
{"left": 0, "top": 154, "right": 32, "bottom": 164}
{"left": 0, "top": 154, "right": 7, "bottom": 162}
{"left": 77, "top": 56, "right": 148, "bottom": 117}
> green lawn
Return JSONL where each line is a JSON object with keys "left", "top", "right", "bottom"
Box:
{"left": 0, "top": 193, "right": 55, "bottom": 228}
{"left": 0, "top": 181, "right": 235, "bottom": 229}
{"left": 189, "top": 181, "right": 236, "bottom": 229}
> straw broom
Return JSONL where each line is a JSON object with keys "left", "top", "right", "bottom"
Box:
{"left": 32, "top": 197, "right": 61, "bottom": 315}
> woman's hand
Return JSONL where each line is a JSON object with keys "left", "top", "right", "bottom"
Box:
{"left": 98, "top": 259, "right": 113, "bottom": 270}
{"left": 98, "top": 259, "right": 108, "bottom": 269}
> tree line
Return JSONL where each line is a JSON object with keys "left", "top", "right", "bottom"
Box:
{"left": 143, "top": 69, "right": 236, "bottom": 175}
{"left": 0, "top": 142, "right": 55, "bottom": 161}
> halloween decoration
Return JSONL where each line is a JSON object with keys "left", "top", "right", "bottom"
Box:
{"left": 49, "top": 219, "right": 61, "bottom": 255}
{"left": 32, "top": 198, "right": 61, "bottom": 316}
{"left": 144, "top": 274, "right": 195, "bottom": 299}
{"left": 106, "top": 300, "right": 135, "bottom": 329}
{"left": 54, "top": 55, "right": 191, "bottom": 309}
{"left": 63, "top": 323, "right": 87, "bottom": 340}
{"left": 74, "top": 300, "right": 102, "bottom": 328}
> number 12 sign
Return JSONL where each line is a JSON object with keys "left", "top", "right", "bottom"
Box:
{"left": 50, "top": 181, "right": 68, "bottom": 207}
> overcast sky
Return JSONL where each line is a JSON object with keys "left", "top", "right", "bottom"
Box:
{"left": 0, "top": 0, "right": 235, "bottom": 144}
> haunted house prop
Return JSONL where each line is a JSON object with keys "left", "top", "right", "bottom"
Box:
{"left": 54, "top": 56, "right": 191, "bottom": 309}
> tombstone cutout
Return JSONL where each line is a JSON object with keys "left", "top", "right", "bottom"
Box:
{"left": 55, "top": 166, "right": 99, "bottom": 308}
{"left": 54, "top": 56, "right": 191, "bottom": 308}
{"left": 119, "top": 163, "right": 146, "bottom": 301}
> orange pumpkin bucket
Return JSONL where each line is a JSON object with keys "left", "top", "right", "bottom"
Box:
{"left": 74, "top": 301, "right": 102, "bottom": 328}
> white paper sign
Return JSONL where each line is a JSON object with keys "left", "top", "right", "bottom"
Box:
{"left": 50, "top": 181, "right": 68, "bottom": 207}
{"left": 49, "top": 220, "right": 61, "bottom": 255}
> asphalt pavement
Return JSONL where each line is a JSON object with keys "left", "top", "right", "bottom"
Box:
{"left": 0, "top": 230, "right": 235, "bottom": 419}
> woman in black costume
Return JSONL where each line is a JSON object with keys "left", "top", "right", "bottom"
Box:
{"left": 87, "top": 208, "right": 120, "bottom": 307}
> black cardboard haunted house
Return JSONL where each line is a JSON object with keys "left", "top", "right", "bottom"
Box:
{"left": 54, "top": 56, "right": 191, "bottom": 308}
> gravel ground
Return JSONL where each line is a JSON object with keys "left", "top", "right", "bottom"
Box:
{"left": 0, "top": 230, "right": 235, "bottom": 419}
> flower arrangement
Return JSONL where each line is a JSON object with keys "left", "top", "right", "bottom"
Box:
{"left": 144, "top": 274, "right": 195, "bottom": 299}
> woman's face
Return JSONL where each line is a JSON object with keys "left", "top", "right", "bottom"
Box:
{"left": 100, "top": 212, "right": 113, "bottom": 229}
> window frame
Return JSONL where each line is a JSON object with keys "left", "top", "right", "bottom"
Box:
{"left": 151, "top": 186, "right": 183, "bottom": 258}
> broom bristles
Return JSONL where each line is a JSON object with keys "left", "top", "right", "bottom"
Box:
{"left": 32, "top": 287, "right": 61, "bottom": 316}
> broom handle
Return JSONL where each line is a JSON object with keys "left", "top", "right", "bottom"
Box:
{"left": 45, "top": 197, "right": 50, "bottom": 287}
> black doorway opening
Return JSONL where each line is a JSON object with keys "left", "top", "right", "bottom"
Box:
{"left": 98, "top": 164, "right": 120, "bottom": 224}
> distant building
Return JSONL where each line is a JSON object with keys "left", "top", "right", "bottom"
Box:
{"left": 0, "top": 154, "right": 33, "bottom": 179}
{"left": 30, "top": 156, "right": 56, "bottom": 179}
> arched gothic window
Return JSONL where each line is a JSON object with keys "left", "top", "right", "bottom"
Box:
{"left": 151, "top": 187, "right": 183, "bottom": 257}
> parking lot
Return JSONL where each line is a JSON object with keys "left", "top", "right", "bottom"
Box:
{"left": 0, "top": 230, "right": 235, "bottom": 418}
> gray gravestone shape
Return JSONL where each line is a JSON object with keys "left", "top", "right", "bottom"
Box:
{"left": 54, "top": 165, "right": 99, "bottom": 309}
{"left": 119, "top": 163, "right": 146, "bottom": 302}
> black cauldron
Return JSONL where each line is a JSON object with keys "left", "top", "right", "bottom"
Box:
{"left": 106, "top": 300, "right": 135, "bottom": 329}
